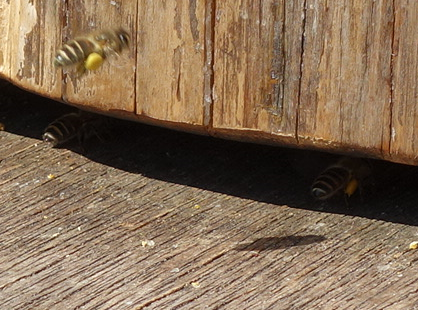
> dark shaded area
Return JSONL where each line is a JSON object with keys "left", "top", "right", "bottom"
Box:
{"left": 0, "top": 80, "right": 417, "bottom": 225}
{"left": 234, "top": 235, "right": 327, "bottom": 251}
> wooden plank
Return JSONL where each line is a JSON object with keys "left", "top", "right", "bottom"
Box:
{"left": 0, "top": 1, "right": 62, "bottom": 98}
{"left": 62, "top": 0, "right": 136, "bottom": 112}
{"left": 389, "top": 0, "right": 418, "bottom": 164}
{"left": 136, "top": 1, "right": 207, "bottom": 126}
{"left": 0, "top": 82, "right": 418, "bottom": 309}
{"left": 213, "top": 0, "right": 400, "bottom": 156}
{"left": 0, "top": 1, "right": 12, "bottom": 78}
{"left": 298, "top": 0, "right": 394, "bottom": 155}
{"left": 211, "top": 0, "right": 417, "bottom": 165}
{"left": 212, "top": 0, "right": 304, "bottom": 143}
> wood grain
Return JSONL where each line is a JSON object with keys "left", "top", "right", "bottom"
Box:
{"left": 212, "top": 1, "right": 304, "bottom": 143}
{"left": 212, "top": 0, "right": 417, "bottom": 164}
{"left": 0, "top": 0, "right": 417, "bottom": 165}
{"left": 298, "top": 1, "right": 394, "bottom": 154}
{"left": 136, "top": 1, "right": 207, "bottom": 126}
{"left": 0, "top": 1, "right": 62, "bottom": 98}
{"left": 388, "top": 0, "right": 418, "bottom": 164}
{"left": 0, "top": 86, "right": 418, "bottom": 309}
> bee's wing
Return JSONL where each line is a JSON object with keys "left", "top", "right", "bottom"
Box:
{"left": 103, "top": 46, "right": 131, "bottom": 68}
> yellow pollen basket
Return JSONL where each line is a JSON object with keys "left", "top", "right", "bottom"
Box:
{"left": 84, "top": 52, "right": 104, "bottom": 70}
{"left": 345, "top": 178, "right": 359, "bottom": 197}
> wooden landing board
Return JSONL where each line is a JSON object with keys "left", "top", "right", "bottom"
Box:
{"left": 0, "top": 82, "right": 418, "bottom": 309}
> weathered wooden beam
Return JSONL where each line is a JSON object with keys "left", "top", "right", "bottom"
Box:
{"left": 0, "top": 1, "right": 417, "bottom": 165}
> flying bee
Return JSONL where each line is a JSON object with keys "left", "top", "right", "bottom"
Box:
{"left": 43, "top": 110, "right": 111, "bottom": 149}
{"left": 54, "top": 28, "right": 130, "bottom": 75}
{"left": 311, "top": 156, "right": 371, "bottom": 201}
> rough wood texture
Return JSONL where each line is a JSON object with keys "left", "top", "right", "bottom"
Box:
{"left": 0, "top": 82, "right": 418, "bottom": 309}
{"left": 298, "top": 1, "right": 393, "bottom": 154}
{"left": 389, "top": 0, "right": 418, "bottom": 164}
{"left": 0, "top": 1, "right": 417, "bottom": 165}
{"left": 0, "top": 1, "right": 61, "bottom": 96}
{"left": 213, "top": 1, "right": 304, "bottom": 142}
{"left": 136, "top": 1, "right": 208, "bottom": 126}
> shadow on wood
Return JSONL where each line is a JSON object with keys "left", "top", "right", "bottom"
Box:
{"left": 234, "top": 235, "right": 327, "bottom": 252}
{"left": 0, "top": 80, "right": 417, "bottom": 226}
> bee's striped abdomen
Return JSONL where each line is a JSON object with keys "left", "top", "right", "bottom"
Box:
{"left": 54, "top": 39, "right": 97, "bottom": 67}
{"left": 311, "top": 166, "right": 351, "bottom": 200}
{"left": 43, "top": 113, "right": 83, "bottom": 147}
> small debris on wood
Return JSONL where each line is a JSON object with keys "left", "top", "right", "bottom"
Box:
{"left": 408, "top": 241, "right": 418, "bottom": 250}
{"left": 191, "top": 281, "right": 201, "bottom": 288}
{"left": 141, "top": 240, "right": 155, "bottom": 247}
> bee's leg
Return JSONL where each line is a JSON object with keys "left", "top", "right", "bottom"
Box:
{"left": 93, "top": 128, "right": 108, "bottom": 143}
{"left": 75, "top": 63, "right": 86, "bottom": 76}
{"left": 77, "top": 120, "right": 104, "bottom": 152}
{"left": 352, "top": 178, "right": 371, "bottom": 205}
{"left": 76, "top": 128, "right": 88, "bottom": 154}
{"left": 86, "top": 116, "right": 114, "bottom": 143}
{"left": 343, "top": 194, "right": 351, "bottom": 208}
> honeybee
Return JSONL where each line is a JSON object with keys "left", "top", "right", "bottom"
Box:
{"left": 311, "top": 157, "right": 371, "bottom": 201}
{"left": 54, "top": 28, "right": 130, "bottom": 75}
{"left": 43, "top": 110, "right": 110, "bottom": 149}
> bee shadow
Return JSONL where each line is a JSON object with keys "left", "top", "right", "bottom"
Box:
{"left": 234, "top": 235, "right": 327, "bottom": 252}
